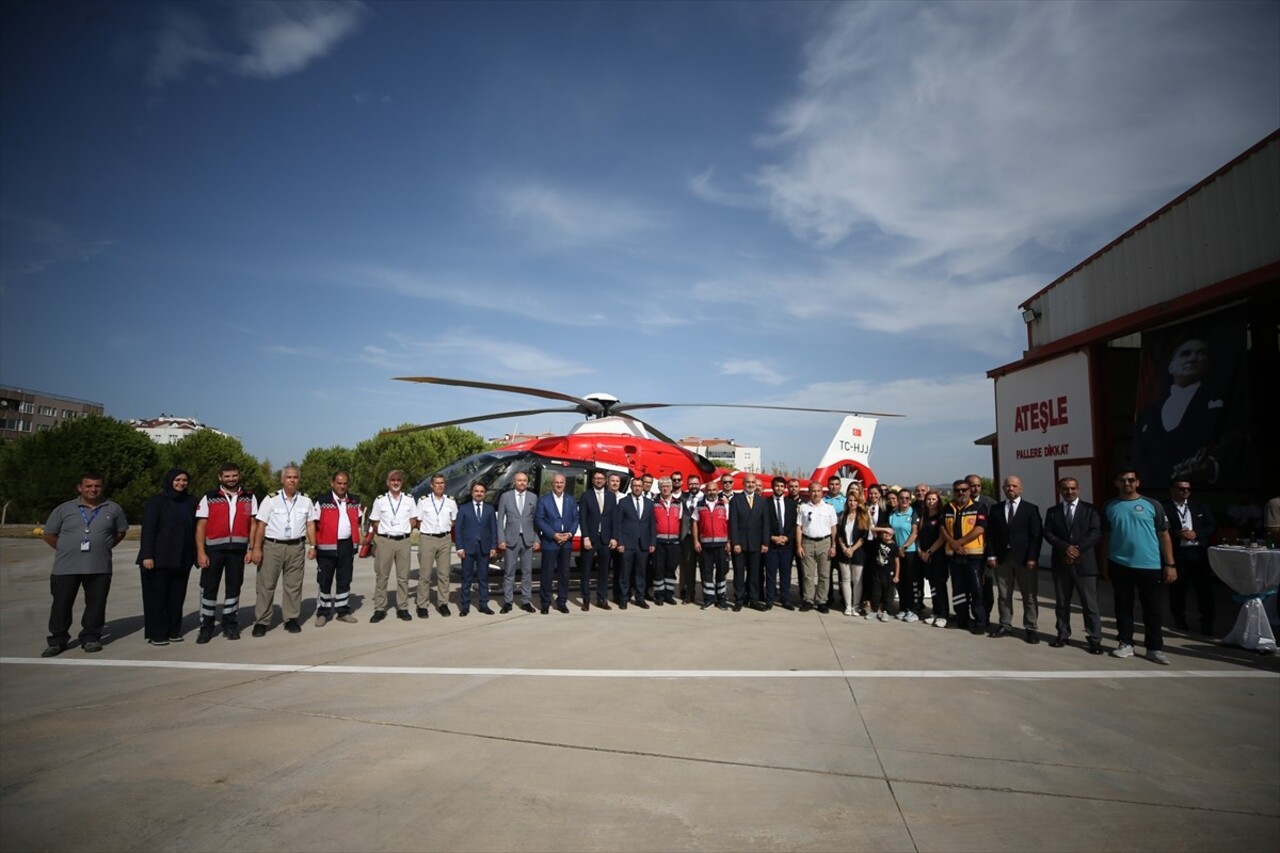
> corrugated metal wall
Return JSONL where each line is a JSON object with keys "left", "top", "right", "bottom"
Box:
{"left": 1025, "top": 136, "right": 1280, "bottom": 348}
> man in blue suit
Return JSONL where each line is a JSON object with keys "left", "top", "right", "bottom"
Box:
{"left": 578, "top": 469, "right": 617, "bottom": 611}
{"left": 614, "top": 476, "right": 656, "bottom": 609}
{"left": 455, "top": 481, "right": 498, "bottom": 616}
{"left": 535, "top": 473, "right": 579, "bottom": 614}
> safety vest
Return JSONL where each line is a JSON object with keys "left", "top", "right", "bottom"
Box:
{"left": 314, "top": 491, "right": 362, "bottom": 551}
{"left": 654, "top": 499, "right": 682, "bottom": 539}
{"left": 203, "top": 488, "right": 255, "bottom": 549}
{"left": 943, "top": 500, "right": 986, "bottom": 555}
{"left": 696, "top": 499, "right": 730, "bottom": 544}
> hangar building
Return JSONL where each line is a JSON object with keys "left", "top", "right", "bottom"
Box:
{"left": 987, "top": 130, "right": 1278, "bottom": 533}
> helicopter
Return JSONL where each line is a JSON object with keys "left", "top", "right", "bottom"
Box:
{"left": 390, "top": 376, "right": 898, "bottom": 502}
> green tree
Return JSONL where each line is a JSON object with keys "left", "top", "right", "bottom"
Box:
{"left": 299, "top": 445, "right": 357, "bottom": 497}
{"left": 162, "top": 429, "right": 269, "bottom": 497}
{"left": 348, "top": 425, "right": 487, "bottom": 499}
{"left": 0, "top": 415, "right": 161, "bottom": 522}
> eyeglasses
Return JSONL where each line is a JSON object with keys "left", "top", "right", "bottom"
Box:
{"left": 955, "top": 487, "right": 970, "bottom": 492}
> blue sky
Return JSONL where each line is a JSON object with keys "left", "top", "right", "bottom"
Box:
{"left": 2, "top": 1, "right": 1277, "bottom": 483}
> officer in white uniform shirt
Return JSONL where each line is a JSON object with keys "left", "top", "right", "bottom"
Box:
{"left": 250, "top": 465, "right": 314, "bottom": 637}
{"left": 368, "top": 469, "right": 418, "bottom": 622}
{"left": 415, "top": 474, "right": 458, "bottom": 617}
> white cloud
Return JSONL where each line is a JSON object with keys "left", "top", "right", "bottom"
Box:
{"left": 752, "top": 1, "right": 1279, "bottom": 258}
{"left": 719, "top": 359, "right": 788, "bottom": 385}
{"left": 146, "top": 1, "right": 367, "bottom": 88}
{"left": 487, "top": 181, "right": 660, "bottom": 249}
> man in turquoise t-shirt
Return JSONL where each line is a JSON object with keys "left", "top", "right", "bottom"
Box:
{"left": 1102, "top": 469, "right": 1176, "bottom": 665}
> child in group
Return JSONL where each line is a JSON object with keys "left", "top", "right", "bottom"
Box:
{"left": 868, "top": 528, "right": 900, "bottom": 622}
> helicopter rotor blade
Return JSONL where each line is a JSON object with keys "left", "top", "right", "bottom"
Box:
{"left": 614, "top": 402, "right": 904, "bottom": 418}
{"left": 394, "top": 376, "right": 604, "bottom": 415}
{"left": 380, "top": 406, "right": 584, "bottom": 436}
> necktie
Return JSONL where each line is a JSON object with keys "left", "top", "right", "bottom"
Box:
{"left": 1007, "top": 502, "right": 1014, "bottom": 524}
{"left": 748, "top": 494, "right": 754, "bottom": 509}
{"left": 777, "top": 498, "right": 783, "bottom": 526}
{"left": 1065, "top": 502, "right": 1074, "bottom": 527}
{"left": 635, "top": 497, "right": 641, "bottom": 515}
{"left": 475, "top": 502, "right": 481, "bottom": 518}
{"left": 517, "top": 493, "right": 524, "bottom": 513}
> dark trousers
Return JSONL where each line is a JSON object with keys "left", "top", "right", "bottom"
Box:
{"left": 1052, "top": 568, "right": 1101, "bottom": 642}
{"left": 619, "top": 547, "right": 648, "bottom": 603}
{"left": 923, "top": 554, "right": 950, "bottom": 617}
{"left": 950, "top": 555, "right": 988, "bottom": 627}
{"left": 732, "top": 548, "right": 762, "bottom": 605}
{"left": 701, "top": 545, "right": 728, "bottom": 603}
{"left": 48, "top": 573, "right": 112, "bottom": 647}
{"left": 867, "top": 563, "right": 894, "bottom": 612}
{"left": 580, "top": 542, "right": 610, "bottom": 604}
{"left": 315, "top": 541, "right": 355, "bottom": 616}
{"left": 896, "top": 551, "right": 920, "bottom": 613}
{"left": 764, "top": 542, "right": 794, "bottom": 605}
{"left": 140, "top": 567, "right": 191, "bottom": 641}
{"left": 459, "top": 548, "right": 490, "bottom": 610}
{"left": 1169, "top": 550, "right": 1215, "bottom": 631}
{"left": 652, "top": 540, "right": 679, "bottom": 598}
{"left": 677, "top": 534, "right": 699, "bottom": 602}
{"left": 541, "top": 542, "right": 572, "bottom": 607}
{"left": 200, "top": 547, "right": 246, "bottom": 629}
{"left": 1110, "top": 562, "right": 1166, "bottom": 651}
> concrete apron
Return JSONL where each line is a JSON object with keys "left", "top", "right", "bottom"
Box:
{"left": 2, "top": 539, "right": 1277, "bottom": 852}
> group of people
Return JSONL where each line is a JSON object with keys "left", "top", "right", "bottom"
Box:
{"left": 39, "top": 462, "right": 1231, "bottom": 669}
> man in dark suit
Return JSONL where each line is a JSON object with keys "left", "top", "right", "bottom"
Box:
{"left": 1042, "top": 477, "right": 1104, "bottom": 654}
{"left": 535, "top": 473, "right": 579, "bottom": 614}
{"left": 985, "top": 475, "right": 1043, "bottom": 643}
{"left": 455, "top": 481, "right": 498, "bottom": 616}
{"left": 613, "top": 477, "right": 655, "bottom": 609}
{"left": 764, "top": 476, "right": 799, "bottom": 610}
{"left": 578, "top": 469, "right": 617, "bottom": 610}
{"left": 1163, "top": 479, "right": 1218, "bottom": 634}
{"left": 729, "top": 474, "right": 769, "bottom": 611}
{"left": 496, "top": 471, "right": 539, "bottom": 614}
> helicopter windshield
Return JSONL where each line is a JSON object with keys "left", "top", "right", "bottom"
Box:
{"left": 413, "top": 450, "right": 521, "bottom": 500}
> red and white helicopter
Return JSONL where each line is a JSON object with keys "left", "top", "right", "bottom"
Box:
{"left": 394, "top": 377, "right": 896, "bottom": 501}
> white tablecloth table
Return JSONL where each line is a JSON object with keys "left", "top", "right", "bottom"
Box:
{"left": 1208, "top": 546, "right": 1280, "bottom": 652}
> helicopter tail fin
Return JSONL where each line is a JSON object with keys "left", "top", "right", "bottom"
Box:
{"left": 808, "top": 415, "right": 879, "bottom": 490}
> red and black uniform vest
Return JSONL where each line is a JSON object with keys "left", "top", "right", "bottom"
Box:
{"left": 203, "top": 488, "right": 255, "bottom": 550}
{"left": 654, "top": 499, "right": 682, "bottom": 540}
{"left": 314, "top": 491, "right": 362, "bottom": 551}
{"left": 696, "top": 499, "right": 730, "bottom": 545}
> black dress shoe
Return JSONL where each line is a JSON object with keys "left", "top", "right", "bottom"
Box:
{"left": 969, "top": 625, "right": 985, "bottom": 635}
{"left": 988, "top": 626, "right": 1012, "bottom": 638}
{"left": 581, "top": 600, "right": 590, "bottom": 612}
{"left": 397, "top": 610, "right": 412, "bottom": 621}
{"left": 41, "top": 644, "right": 66, "bottom": 658}
{"left": 478, "top": 606, "right": 495, "bottom": 615}
{"left": 596, "top": 600, "right": 611, "bottom": 610}
{"left": 556, "top": 603, "right": 570, "bottom": 614}
{"left": 196, "top": 630, "right": 213, "bottom": 645}
{"left": 665, "top": 594, "right": 677, "bottom": 605}
{"left": 459, "top": 608, "right": 469, "bottom": 617}
{"left": 223, "top": 629, "right": 240, "bottom": 641}
{"left": 752, "top": 602, "right": 767, "bottom": 612}
{"left": 1025, "top": 632, "right": 1040, "bottom": 645}
{"left": 416, "top": 607, "right": 431, "bottom": 618}
{"left": 816, "top": 604, "right": 829, "bottom": 614}
{"left": 437, "top": 604, "right": 452, "bottom": 617}
{"left": 799, "top": 602, "right": 813, "bottom": 612}
{"left": 1087, "top": 640, "right": 1105, "bottom": 655}
{"left": 521, "top": 602, "right": 536, "bottom": 613}
{"left": 716, "top": 600, "right": 729, "bottom": 611}
{"left": 618, "top": 601, "right": 628, "bottom": 610}
{"left": 500, "top": 603, "right": 512, "bottom": 614}
{"left": 370, "top": 611, "right": 387, "bottom": 623}
{"left": 1049, "top": 637, "right": 1068, "bottom": 648}
{"left": 252, "top": 625, "right": 268, "bottom": 637}
{"left": 762, "top": 603, "right": 773, "bottom": 611}
{"left": 634, "top": 599, "right": 649, "bottom": 610}
{"left": 540, "top": 605, "right": 549, "bottom": 614}
{"left": 780, "top": 602, "right": 796, "bottom": 611}
{"left": 82, "top": 640, "right": 103, "bottom": 653}
{"left": 654, "top": 597, "right": 664, "bottom": 606}
{"left": 284, "top": 619, "right": 302, "bottom": 634}
{"left": 732, "top": 602, "right": 742, "bottom": 612}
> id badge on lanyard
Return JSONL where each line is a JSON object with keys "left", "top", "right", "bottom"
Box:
{"left": 79, "top": 505, "right": 101, "bottom": 551}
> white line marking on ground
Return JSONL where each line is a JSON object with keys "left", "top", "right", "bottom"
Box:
{"left": 2, "top": 657, "right": 1276, "bottom": 679}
